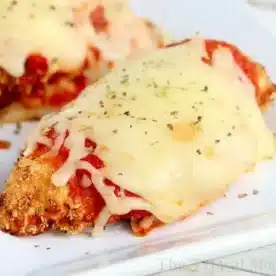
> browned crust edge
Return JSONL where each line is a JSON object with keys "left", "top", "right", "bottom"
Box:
{"left": 0, "top": 103, "right": 59, "bottom": 124}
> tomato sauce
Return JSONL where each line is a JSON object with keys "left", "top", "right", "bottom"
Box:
{"left": 168, "top": 39, "right": 275, "bottom": 107}
{"left": 89, "top": 5, "right": 109, "bottom": 33}
{"left": 26, "top": 39, "right": 276, "bottom": 234}
{"left": 30, "top": 129, "right": 156, "bottom": 233}
{"left": 0, "top": 140, "right": 11, "bottom": 149}
{"left": 0, "top": 53, "right": 88, "bottom": 110}
{"left": 204, "top": 40, "right": 260, "bottom": 94}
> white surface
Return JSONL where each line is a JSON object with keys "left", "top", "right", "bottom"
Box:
{"left": 248, "top": 3, "right": 276, "bottom": 39}
{"left": 157, "top": 262, "right": 261, "bottom": 276}
{"left": 157, "top": 244, "right": 276, "bottom": 276}
{"left": 1, "top": 0, "right": 276, "bottom": 276}
{"left": 210, "top": 244, "right": 276, "bottom": 275}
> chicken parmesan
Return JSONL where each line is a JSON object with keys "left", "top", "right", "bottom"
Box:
{"left": 0, "top": 37, "right": 275, "bottom": 236}
{"left": 0, "top": 0, "right": 163, "bottom": 123}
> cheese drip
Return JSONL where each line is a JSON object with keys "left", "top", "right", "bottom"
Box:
{"left": 0, "top": 0, "right": 160, "bottom": 77}
{"left": 25, "top": 37, "right": 276, "bottom": 229}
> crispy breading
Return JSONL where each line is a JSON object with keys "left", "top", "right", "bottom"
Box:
{"left": 1, "top": 38, "right": 275, "bottom": 237}
{"left": 0, "top": 154, "right": 226, "bottom": 236}
{"left": 0, "top": 157, "right": 94, "bottom": 236}
{"left": 0, "top": 103, "right": 59, "bottom": 123}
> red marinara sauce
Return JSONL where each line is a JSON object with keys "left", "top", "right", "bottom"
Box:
{"left": 167, "top": 39, "right": 275, "bottom": 107}
{"left": 0, "top": 140, "right": 11, "bottom": 149}
{"left": 31, "top": 129, "right": 155, "bottom": 231}
{"left": 4, "top": 54, "right": 89, "bottom": 109}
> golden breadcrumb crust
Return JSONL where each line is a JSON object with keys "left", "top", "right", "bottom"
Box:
{"left": 0, "top": 103, "right": 59, "bottom": 124}
{"left": 0, "top": 157, "right": 96, "bottom": 236}
{"left": 0, "top": 39, "right": 275, "bottom": 236}
{"left": 0, "top": 156, "right": 229, "bottom": 236}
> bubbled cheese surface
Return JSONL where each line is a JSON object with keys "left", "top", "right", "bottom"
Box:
{"left": 0, "top": 0, "right": 159, "bottom": 77}
{"left": 25, "top": 38, "right": 276, "bottom": 225}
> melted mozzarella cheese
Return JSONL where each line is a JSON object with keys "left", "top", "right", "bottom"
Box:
{"left": 24, "top": 37, "right": 276, "bottom": 228}
{"left": 0, "top": 0, "right": 160, "bottom": 77}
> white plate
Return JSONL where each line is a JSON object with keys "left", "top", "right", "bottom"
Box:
{"left": 1, "top": 0, "right": 276, "bottom": 275}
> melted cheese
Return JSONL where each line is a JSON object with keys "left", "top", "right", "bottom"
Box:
{"left": 24, "top": 38, "right": 276, "bottom": 230}
{"left": 0, "top": 0, "right": 160, "bottom": 77}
